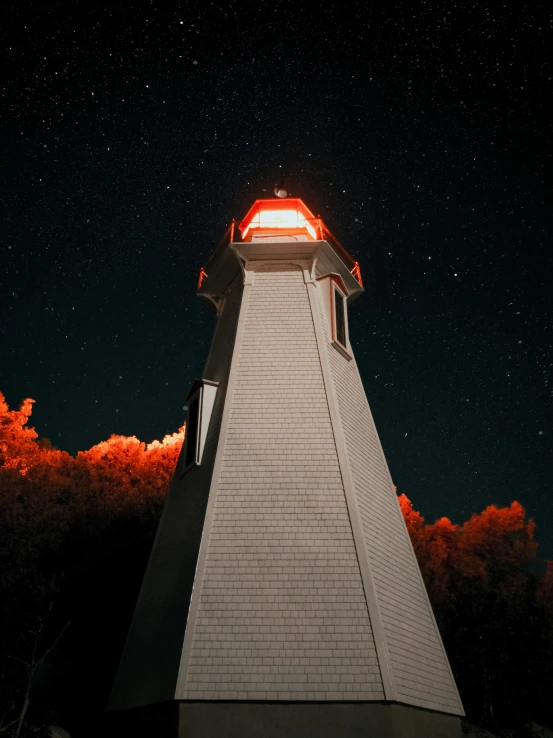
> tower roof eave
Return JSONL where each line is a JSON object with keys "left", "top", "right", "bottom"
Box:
{"left": 197, "top": 239, "right": 364, "bottom": 303}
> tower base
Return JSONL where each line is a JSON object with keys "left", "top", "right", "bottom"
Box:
{"left": 106, "top": 701, "right": 462, "bottom": 738}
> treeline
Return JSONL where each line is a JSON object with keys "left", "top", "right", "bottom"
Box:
{"left": 399, "top": 494, "right": 553, "bottom": 729}
{"left": 0, "top": 394, "right": 183, "bottom": 737}
{"left": 0, "top": 392, "right": 551, "bottom": 736}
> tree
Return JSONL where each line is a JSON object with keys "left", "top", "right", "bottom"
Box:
{"left": 399, "top": 492, "right": 546, "bottom": 729}
{"left": 0, "top": 392, "right": 183, "bottom": 735}
{"left": 0, "top": 397, "right": 72, "bottom": 737}
{"left": 0, "top": 393, "right": 38, "bottom": 474}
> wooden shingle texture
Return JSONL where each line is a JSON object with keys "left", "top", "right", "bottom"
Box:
{"left": 180, "top": 264, "right": 384, "bottom": 701}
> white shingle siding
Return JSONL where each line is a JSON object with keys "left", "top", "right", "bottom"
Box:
{"left": 180, "top": 264, "right": 384, "bottom": 701}
{"left": 112, "top": 249, "right": 463, "bottom": 718}
{"left": 319, "top": 286, "right": 464, "bottom": 715}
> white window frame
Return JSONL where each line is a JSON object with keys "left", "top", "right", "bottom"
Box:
{"left": 332, "top": 281, "right": 349, "bottom": 352}
{"left": 182, "top": 379, "right": 218, "bottom": 472}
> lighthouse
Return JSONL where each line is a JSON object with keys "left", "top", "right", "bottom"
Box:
{"left": 108, "top": 198, "right": 464, "bottom": 737}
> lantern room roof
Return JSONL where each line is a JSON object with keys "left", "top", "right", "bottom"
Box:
{"left": 238, "top": 198, "right": 319, "bottom": 241}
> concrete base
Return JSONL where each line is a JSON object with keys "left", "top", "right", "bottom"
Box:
{"left": 106, "top": 701, "right": 462, "bottom": 738}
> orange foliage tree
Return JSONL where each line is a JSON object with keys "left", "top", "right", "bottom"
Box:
{"left": 75, "top": 430, "right": 184, "bottom": 519}
{"left": 399, "top": 490, "right": 552, "bottom": 727}
{"left": 0, "top": 393, "right": 184, "bottom": 735}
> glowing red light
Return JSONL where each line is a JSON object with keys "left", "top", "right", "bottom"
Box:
{"left": 239, "top": 198, "right": 319, "bottom": 241}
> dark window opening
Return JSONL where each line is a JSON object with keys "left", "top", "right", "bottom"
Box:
{"left": 185, "top": 394, "right": 200, "bottom": 467}
{"left": 335, "top": 289, "right": 347, "bottom": 347}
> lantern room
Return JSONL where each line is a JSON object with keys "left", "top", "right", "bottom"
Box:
{"left": 238, "top": 198, "right": 322, "bottom": 242}
{"left": 196, "top": 195, "right": 364, "bottom": 302}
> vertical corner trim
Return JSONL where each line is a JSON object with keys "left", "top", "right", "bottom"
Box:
{"left": 174, "top": 280, "right": 253, "bottom": 699}
{"left": 351, "top": 362, "right": 465, "bottom": 714}
{"left": 304, "top": 271, "right": 397, "bottom": 702}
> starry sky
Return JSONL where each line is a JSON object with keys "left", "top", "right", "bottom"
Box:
{"left": 1, "top": 3, "right": 551, "bottom": 556}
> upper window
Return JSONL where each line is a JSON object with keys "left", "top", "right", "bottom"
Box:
{"left": 333, "top": 284, "right": 348, "bottom": 349}
{"left": 182, "top": 379, "right": 218, "bottom": 472}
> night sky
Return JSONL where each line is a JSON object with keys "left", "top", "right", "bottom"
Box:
{"left": 1, "top": 4, "right": 551, "bottom": 556}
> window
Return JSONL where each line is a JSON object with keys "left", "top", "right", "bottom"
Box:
{"left": 317, "top": 274, "right": 352, "bottom": 359}
{"left": 334, "top": 287, "right": 347, "bottom": 347}
{"left": 184, "top": 393, "right": 200, "bottom": 468}
{"left": 333, "top": 285, "right": 348, "bottom": 349}
{"left": 183, "top": 379, "right": 219, "bottom": 471}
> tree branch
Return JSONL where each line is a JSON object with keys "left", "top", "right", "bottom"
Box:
{"left": 0, "top": 717, "right": 21, "bottom": 734}
{"left": 36, "top": 621, "right": 70, "bottom": 669}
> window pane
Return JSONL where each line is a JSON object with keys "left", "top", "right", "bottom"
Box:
{"left": 335, "top": 289, "right": 346, "bottom": 347}
{"left": 185, "top": 395, "right": 200, "bottom": 467}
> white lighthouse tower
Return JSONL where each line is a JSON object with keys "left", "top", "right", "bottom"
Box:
{"left": 108, "top": 198, "right": 464, "bottom": 737}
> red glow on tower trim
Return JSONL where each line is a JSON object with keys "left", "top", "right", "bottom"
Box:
{"left": 197, "top": 267, "right": 208, "bottom": 289}
{"left": 351, "top": 261, "right": 363, "bottom": 287}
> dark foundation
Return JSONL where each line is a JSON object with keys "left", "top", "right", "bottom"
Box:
{"left": 106, "top": 700, "right": 462, "bottom": 738}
